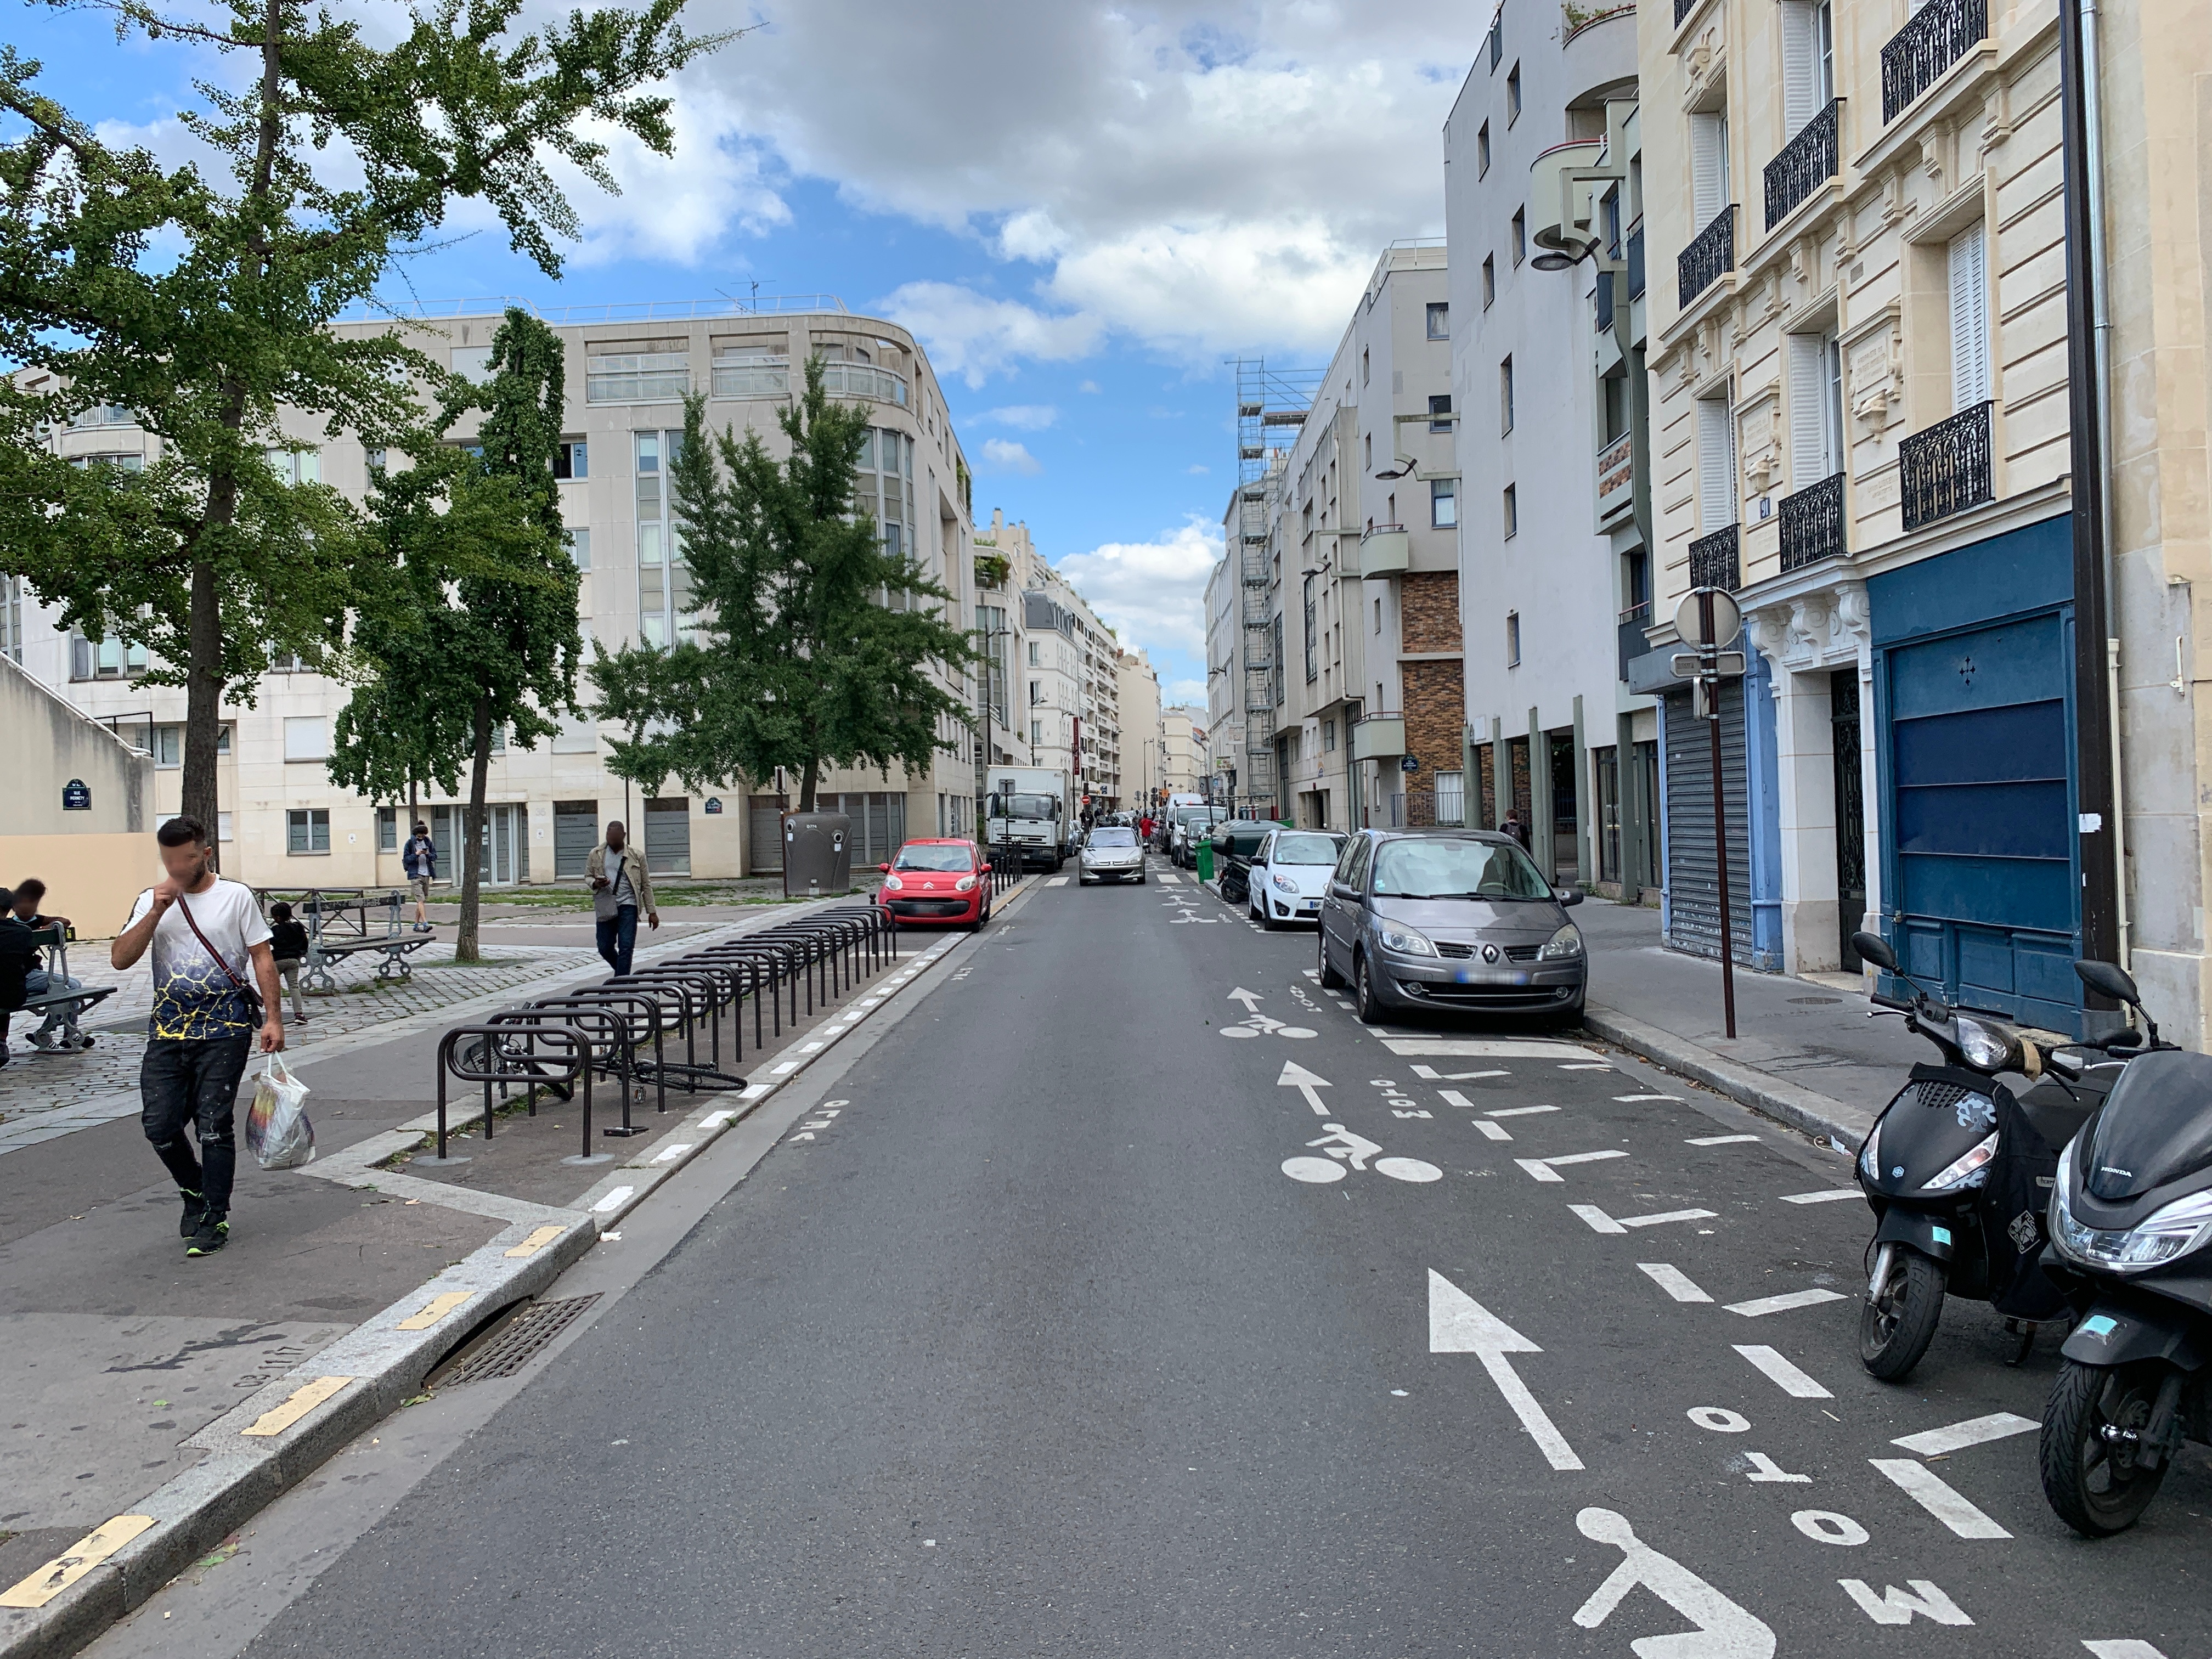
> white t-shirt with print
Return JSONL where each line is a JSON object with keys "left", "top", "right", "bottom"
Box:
{"left": 126, "top": 877, "right": 272, "bottom": 1041}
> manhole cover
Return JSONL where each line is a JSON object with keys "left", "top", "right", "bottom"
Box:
{"left": 1788, "top": 996, "right": 1842, "bottom": 1005}
{"left": 438, "top": 1294, "right": 600, "bottom": 1386}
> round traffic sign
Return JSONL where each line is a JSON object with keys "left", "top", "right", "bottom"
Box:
{"left": 1674, "top": 586, "right": 1743, "bottom": 650}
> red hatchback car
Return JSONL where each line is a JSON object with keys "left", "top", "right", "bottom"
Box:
{"left": 877, "top": 838, "right": 991, "bottom": 930}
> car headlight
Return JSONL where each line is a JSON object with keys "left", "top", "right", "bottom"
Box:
{"left": 1923, "top": 1131, "right": 1999, "bottom": 1192}
{"left": 1538, "top": 923, "right": 1583, "bottom": 960}
{"left": 2055, "top": 1176, "right": 2212, "bottom": 1273}
{"left": 1954, "top": 1015, "right": 2018, "bottom": 1072}
{"left": 882, "top": 873, "right": 904, "bottom": 891}
{"left": 954, "top": 875, "right": 977, "bottom": 892}
{"left": 1858, "top": 1120, "right": 1882, "bottom": 1181}
{"left": 1272, "top": 873, "right": 1299, "bottom": 893}
{"left": 1378, "top": 925, "right": 1436, "bottom": 957}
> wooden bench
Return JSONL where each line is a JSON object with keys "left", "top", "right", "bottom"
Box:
{"left": 14, "top": 924, "right": 118, "bottom": 1049}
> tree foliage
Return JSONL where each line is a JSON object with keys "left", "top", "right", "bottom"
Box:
{"left": 591, "top": 364, "right": 979, "bottom": 812}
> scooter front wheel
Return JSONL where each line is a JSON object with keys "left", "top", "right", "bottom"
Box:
{"left": 1859, "top": 1248, "right": 1945, "bottom": 1381}
{"left": 2041, "top": 1358, "right": 2171, "bottom": 1537}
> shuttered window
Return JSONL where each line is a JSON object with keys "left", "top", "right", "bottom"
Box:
{"left": 1786, "top": 331, "right": 1842, "bottom": 484}
{"left": 1690, "top": 111, "right": 1730, "bottom": 226}
{"left": 1949, "top": 222, "right": 1990, "bottom": 409}
{"left": 1697, "top": 391, "right": 1739, "bottom": 530}
{"left": 1779, "top": 1, "right": 1835, "bottom": 137}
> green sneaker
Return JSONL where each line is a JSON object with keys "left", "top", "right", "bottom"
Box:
{"left": 179, "top": 1189, "right": 206, "bottom": 1239}
{"left": 186, "top": 1216, "right": 229, "bottom": 1257}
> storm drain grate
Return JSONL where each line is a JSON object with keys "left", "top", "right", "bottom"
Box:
{"left": 441, "top": 1294, "right": 601, "bottom": 1385}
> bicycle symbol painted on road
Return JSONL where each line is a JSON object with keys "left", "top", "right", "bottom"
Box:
{"left": 1282, "top": 1123, "right": 1442, "bottom": 1186}
{"left": 1221, "top": 1011, "right": 1316, "bottom": 1040}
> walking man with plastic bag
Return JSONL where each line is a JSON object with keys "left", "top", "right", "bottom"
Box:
{"left": 111, "top": 816, "right": 284, "bottom": 1257}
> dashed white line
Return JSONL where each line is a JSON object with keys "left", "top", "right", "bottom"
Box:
{"left": 1046, "top": 876, "right": 1070, "bottom": 887}
{"left": 1725, "top": 1288, "right": 1848, "bottom": 1318}
{"left": 1869, "top": 1458, "right": 2011, "bottom": 1539}
{"left": 650, "top": 1142, "right": 695, "bottom": 1165}
{"left": 2083, "top": 1643, "right": 2172, "bottom": 1658}
{"left": 591, "top": 1186, "right": 635, "bottom": 1214}
{"left": 1688, "top": 1133, "right": 1760, "bottom": 1146}
{"left": 1733, "top": 1344, "right": 1832, "bottom": 1398}
{"left": 1570, "top": 1204, "right": 1716, "bottom": 1234}
{"left": 1614, "top": 1092, "right": 1682, "bottom": 1103}
{"left": 1779, "top": 1189, "right": 1861, "bottom": 1205}
{"left": 1891, "top": 1412, "right": 2039, "bottom": 1457}
{"left": 1515, "top": 1149, "right": 1629, "bottom": 1183}
{"left": 771, "top": 1061, "right": 799, "bottom": 1075}
{"left": 701, "top": 1110, "right": 736, "bottom": 1128}
{"left": 1481, "top": 1104, "right": 1559, "bottom": 1118}
{"left": 1637, "top": 1262, "right": 1713, "bottom": 1303}
{"left": 1559, "top": 1062, "right": 1613, "bottom": 1071}
{"left": 1472, "top": 1120, "right": 1513, "bottom": 1142}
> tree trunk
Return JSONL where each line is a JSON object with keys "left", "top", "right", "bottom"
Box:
{"left": 182, "top": 556, "right": 225, "bottom": 860}
{"left": 457, "top": 696, "right": 492, "bottom": 963}
{"left": 799, "top": 755, "right": 819, "bottom": 813}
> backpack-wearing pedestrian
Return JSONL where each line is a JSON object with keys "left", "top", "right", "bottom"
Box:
{"left": 110, "top": 816, "right": 283, "bottom": 1257}
{"left": 268, "top": 902, "right": 312, "bottom": 1025}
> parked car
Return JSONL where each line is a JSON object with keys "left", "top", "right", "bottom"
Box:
{"left": 877, "top": 838, "right": 991, "bottom": 930}
{"left": 1317, "top": 828, "right": 1585, "bottom": 1024}
{"left": 1246, "top": 829, "right": 1346, "bottom": 929}
{"left": 1210, "top": 821, "right": 1278, "bottom": 903}
{"left": 1078, "top": 825, "right": 1147, "bottom": 885}
{"left": 1171, "top": 805, "right": 1231, "bottom": 867}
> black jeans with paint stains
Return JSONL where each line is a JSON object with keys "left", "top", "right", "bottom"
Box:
{"left": 141, "top": 1033, "right": 253, "bottom": 1217}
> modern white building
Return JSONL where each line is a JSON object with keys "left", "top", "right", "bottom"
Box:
{"left": 1117, "top": 646, "right": 1164, "bottom": 809}
{"left": 11, "top": 296, "right": 981, "bottom": 888}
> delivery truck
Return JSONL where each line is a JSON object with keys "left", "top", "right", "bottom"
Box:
{"left": 985, "top": 766, "right": 1076, "bottom": 870}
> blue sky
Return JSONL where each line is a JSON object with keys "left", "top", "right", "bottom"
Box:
{"left": 14, "top": 1, "right": 1483, "bottom": 704}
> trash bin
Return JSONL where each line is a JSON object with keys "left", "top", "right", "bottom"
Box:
{"left": 1195, "top": 840, "right": 1216, "bottom": 884}
{"left": 782, "top": 812, "right": 854, "bottom": 896}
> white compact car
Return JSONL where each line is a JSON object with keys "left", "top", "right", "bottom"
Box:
{"left": 1246, "top": 829, "right": 1346, "bottom": 928}
{"left": 1078, "top": 826, "right": 1147, "bottom": 885}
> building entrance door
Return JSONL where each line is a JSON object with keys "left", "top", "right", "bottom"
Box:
{"left": 1830, "top": 669, "right": 1866, "bottom": 971}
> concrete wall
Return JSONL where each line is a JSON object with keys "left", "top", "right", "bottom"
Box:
{"left": 0, "top": 651, "right": 153, "bottom": 838}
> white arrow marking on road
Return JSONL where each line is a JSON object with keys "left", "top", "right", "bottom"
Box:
{"left": 1278, "top": 1060, "right": 1331, "bottom": 1115}
{"left": 1779, "top": 1188, "right": 1861, "bottom": 1205}
{"left": 1725, "top": 1288, "right": 1849, "bottom": 1318}
{"left": 1573, "top": 1204, "right": 1717, "bottom": 1233}
{"left": 1638, "top": 1262, "right": 1713, "bottom": 1303}
{"left": 1428, "top": 1269, "right": 1583, "bottom": 1471}
{"left": 1890, "top": 1412, "right": 2039, "bottom": 1457}
{"left": 1515, "top": 1149, "right": 1629, "bottom": 1183}
{"left": 1572, "top": 1509, "right": 1777, "bottom": 1657}
{"left": 1868, "top": 1459, "right": 2011, "bottom": 1539}
{"left": 1228, "top": 987, "right": 1265, "bottom": 1011}
{"left": 1743, "top": 1452, "right": 1812, "bottom": 1483}
{"left": 1413, "top": 1064, "right": 1511, "bottom": 1081}
{"left": 1733, "top": 1344, "right": 1832, "bottom": 1398}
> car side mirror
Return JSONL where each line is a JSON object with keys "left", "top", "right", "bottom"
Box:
{"left": 1852, "top": 930, "right": 1898, "bottom": 973}
{"left": 877, "top": 864, "right": 891, "bottom": 873}
{"left": 2075, "top": 958, "right": 2142, "bottom": 1008}
{"left": 1553, "top": 887, "right": 1583, "bottom": 907}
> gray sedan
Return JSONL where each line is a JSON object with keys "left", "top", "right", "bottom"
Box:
{"left": 1078, "top": 826, "right": 1147, "bottom": 884}
{"left": 1317, "top": 828, "right": 1585, "bottom": 1025}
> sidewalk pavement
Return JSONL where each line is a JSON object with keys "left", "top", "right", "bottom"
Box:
{"left": 1575, "top": 896, "right": 1924, "bottom": 1147}
{"left": 0, "top": 878, "right": 1007, "bottom": 1659}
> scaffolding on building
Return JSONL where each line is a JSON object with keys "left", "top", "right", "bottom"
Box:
{"left": 1229, "top": 357, "right": 1321, "bottom": 817}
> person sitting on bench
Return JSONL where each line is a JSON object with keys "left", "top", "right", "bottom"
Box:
{"left": 13, "top": 879, "right": 87, "bottom": 1052}
{"left": 0, "top": 887, "right": 37, "bottom": 1066}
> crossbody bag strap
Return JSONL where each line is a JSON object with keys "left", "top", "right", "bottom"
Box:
{"left": 174, "top": 890, "right": 253, "bottom": 996}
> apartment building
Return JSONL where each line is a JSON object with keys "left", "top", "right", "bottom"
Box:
{"left": 16, "top": 296, "right": 980, "bottom": 887}
{"left": 1446, "top": 4, "right": 1660, "bottom": 901}
{"left": 1117, "top": 647, "right": 1164, "bottom": 808}
{"left": 980, "top": 511, "right": 1128, "bottom": 811}
{"left": 1637, "top": 0, "right": 2117, "bottom": 1030}
{"left": 1203, "top": 531, "right": 1245, "bottom": 804}
{"left": 1161, "top": 705, "right": 1209, "bottom": 796}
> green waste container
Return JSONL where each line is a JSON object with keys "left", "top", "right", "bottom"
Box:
{"left": 1195, "top": 841, "right": 1216, "bottom": 884}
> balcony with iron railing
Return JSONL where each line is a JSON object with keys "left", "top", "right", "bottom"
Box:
{"left": 1899, "top": 401, "right": 1993, "bottom": 532}
{"left": 1359, "top": 522, "right": 1410, "bottom": 578}
{"left": 1764, "top": 99, "right": 1841, "bottom": 229}
{"left": 1779, "top": 471, "right": 1847, "bottom": 571}
{"left": 1678, "top": 205, "right": 1735, "bottom": 309}
{"left": 1689, "top": 523, "right": 1740, "bottom": 591}
{"left": 1882, "top": 0, "right": 1988, "bottom": 123}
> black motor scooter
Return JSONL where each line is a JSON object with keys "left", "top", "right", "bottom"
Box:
{"left": 2040, "top": 958, "right": 2211, "bottom": 1536}
{"left": 1849, "top": 931, "right": 2132, "bottom": 1381}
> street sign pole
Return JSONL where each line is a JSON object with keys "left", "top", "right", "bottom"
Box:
{"left": 1697, "top": 588, "right": 1739, "bottom": 1040}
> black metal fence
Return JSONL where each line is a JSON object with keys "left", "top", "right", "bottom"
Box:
{"left": 1779, "top": 471, "right": 1847, "bottom": 571}
{"left": 1882, "top": 0, "right": 1987, "bottom": 123}
{"left": 1899, "top": 401, "right": 1993, "bottom": 532}
{"left": 1689, "top": 523, "right": 1741, "bottom": 592}
{"left": 1764, "top": 99, "right": 1841, "bottom": 229}
{"left": 1678, "top": 205, "right": 1735, "bottom": 309}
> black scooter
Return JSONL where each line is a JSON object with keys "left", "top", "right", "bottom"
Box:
{"left": 2039, "top": 958, "right": 2211, "bottom": 1536}
{"left": 1849, "top": 932, "right": 2131, "bottom": 1380}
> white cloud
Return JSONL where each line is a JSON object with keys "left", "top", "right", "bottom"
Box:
{"left": 1056, "top": 520, "right": 1224, "bottom": 659}
{"left": 876, "top": 282, "right": 1102, "bottom": 387}
{"left": 978, "top": 404, "right": 1060, "bottom": 431}
{"left": 1186, "top": 463, "right": 1210, "bottom": 474}
{"left": 1166, "top": 678, "right": 1209, "bottom": 705}
{"left": 980, "top": 438, "right": 1043, "bottom": 475}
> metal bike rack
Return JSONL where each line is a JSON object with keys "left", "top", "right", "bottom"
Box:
{"left": 432, "top": 1024, "right": 587, "bottom": 1164}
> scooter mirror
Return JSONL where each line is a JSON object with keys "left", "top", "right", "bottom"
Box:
{"left": 1852, "top": 930, "right": 1898, "bottom": 973}
{"left": 2074, "top": 958, "right": 2142, "bottom": 1008}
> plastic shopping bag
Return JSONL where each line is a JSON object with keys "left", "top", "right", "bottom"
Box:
{"left": 245, "top": 1053, "right": 316, "bottom": 1170}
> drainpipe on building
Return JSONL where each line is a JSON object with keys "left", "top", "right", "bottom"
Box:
{"left": 2060, "top": 0, "right": 2125, "bottom": 996}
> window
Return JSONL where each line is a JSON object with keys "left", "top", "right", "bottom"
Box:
{"left": 1030, "top": 678, "right": 1043, "bottom": 706}
{"left": 69, "top": 452, "right": 145, "bottom": 472}
{"left": 554, "top": 439, "right": 588, "bottom": 480}
{"left": 286, "top": 808, "right": 331, "bottom": 855}
{"left": 1426, "top": 302, "right": 1449, "bottom": 340}
{"left": 1506, "top": 611, "right": 1522, "bottom": 667}
{"left": 1690, "top": 110, "right": 1731, "bottom": 227}
{"left": 1949, "top": 222, "right": 1990, "bottom": 409}
{"left": 1510, "top": 208, "right": 1526, "bottom": 267}
{"left": 1323, "top": 719, "right": 1338, "bottom": 752}
{"left": 1500, "top": 357, "right": 1515, "bottom": 435}
{"left": 1429, "top": 393, "right": 1453, "bottom": 434}
{"left": 377, "top": 805, "right": 398, "bottom": 851}
{"left": 1436, "top": 770, "right": 1465, "bottom": 826}
{"left": 365, "top": 447, "right": 387, "bottom": 474}
{"left": 1477, "top": 121, "right": 1491, "bottom": 176}
{"left": 1302, "top": 573, "right": 1318, "bottom": 684}
{"left": 1697, "top": 390, "right": 1740, "bottom": 530}
{"left": 283, "top": 715, "right": 330, "bottom": 762}
{"left": 636, "top": 428, "right": 691, "bottom": 647}
{"left": 450, "top": 346, "right": 495, "bottom": 383}
{"left": 1485, "top": 12, "right": 1503, "bottom": 71}
{"left": 218, "top": 811, "right": 233, "bottom": 843}
{"left": 566, "top": 528, "right": 590, "bottom": 571}
{"left": 1430, "top": 478, "right": 1458, "bottom": 528}
{"left": 264, "top": 448, "right": 321, "bottom": 486}
{"left": 1361, "top": 348, "right": 1370, "bottom": 386}
{"left": 1503, "top": 483, "right": 1519, "bottom": 538}
{"left": 1374, "top": 596, "right": 1383, "bottom": 635}
{"left": 1031, "top": 719, "right": 1043, "bottom": 746}
{"left": 154, "top": 724, "right": 182, "bottom": 768}
{"left": 1482, "top": 255, "right": 1496, "bottom": 309}
{"left": 1363, "top": 432, "right": 1373, "bottom": 470}
{"left": 588, "top": 351, "right": 689, "bottom": 403}
{"left": 1506, "top": 63, "right": 1522, "bottom": 123}
{"left": 70, "top": 403, "right": 136, "bottom": 429}
{"left": 217, "top": 724, "right": 231, "bottom": 755}
{"left": 1028, "top": 640, "right": 1041, "bottom": 665}
{"left": 70, "top": 631, "right": 148, "bottom": 679}
{"left": 1781, "top": 0, "right": 1836, "bottom": 137}
{"left": 268, "top": 650, "right": 314, "bottom": 673}
{"left": 1787, "top": 330, "right": 1846, "bottom": 483}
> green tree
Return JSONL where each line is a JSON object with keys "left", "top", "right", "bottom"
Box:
{"left": 0, "top": 0, "right": 727, "bottom": 843}
{"left": 590, "top": 365, "right": 979, "bottom": 819}
{"left": 331, "top": 308, "right": 579, "bottom": 962}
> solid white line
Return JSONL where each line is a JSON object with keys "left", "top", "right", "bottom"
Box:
{"left": 1620, "top": 1207, "right": 1717, "bottom": 1228}
{"left": 1569, "top": 1204, "right": 1627, "bottom": 1235}
{"left": 1725, "top": 1288, "right": 1848, "bottom": 1318}
{"left": 1891, "top": 1412, "right": 2039, "bottom": 1457}
{"left": 1779, "top": 1189, "right": 1861, "bottom": 1205}
{"left": 1734, "top": 1344, "right": 1832, "bottom": 1398}
{"left": 1477, "top": 1351, "right": 1586, "bottom": 1471}
{"left": 1614, "top": 1092, "right": 1681, "bottom": 1103}
{"left": 1385, "top": 1039, "right": 1591, "bottom": 1058}
{"left": 1412, "top": 1065, "right": 1511, "bottom": 1081}
{"left": 1473, "top": 1119, "right": 1513, "bottom": 1141}
{"left": 1688, "top": 1133, "right": 1760, "bottom": 1146}
{"left": 1485, "top": 1104, "right": 1560, "bottom": 1118}
{"left": 1517, "top": 1159, "right": 1564, "bottom": 1182}
{"left": 1637, "top": 1262, "right": 1712, "bottom": 1303}
{"left": 1559, "top": 1062, "right": 1613, "bottom": 1070}
{"left": 1515, "top": 1149, "right": 1626, "bottom": 1182}
{"left": 1869, "top": 1458, "right": 2011, "bottom": 1538}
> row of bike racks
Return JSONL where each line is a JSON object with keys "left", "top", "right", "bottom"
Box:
{"left": 431, "top": 904, "right": 897, "bottom": 1167}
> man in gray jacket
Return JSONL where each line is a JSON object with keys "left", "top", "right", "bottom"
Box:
{"left": 587, "top": 821, "right": 658, "bottom": 977}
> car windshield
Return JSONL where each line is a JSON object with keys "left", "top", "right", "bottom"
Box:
{"left": 1372, "top": 837, "right": 1554, "bottom": 900}
{"left": 1273, "top": 832, "right": 1344, "bottom": 865}
{"left": 997, "top": 794, "right": 1058, "bottom": 819}
{"left": 1088, "top": 827, "right": 1137, "bottom": 847}
{"left": 894, "top": 844, "right": 973, "bottom": 872}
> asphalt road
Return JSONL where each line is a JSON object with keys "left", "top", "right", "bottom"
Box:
{"left": 115, "top": 860, "right": 2212, "bottom": 1657}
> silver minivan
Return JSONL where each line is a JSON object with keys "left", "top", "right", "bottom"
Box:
{"left": 1317, "top": 828, "right": 1586, "bottom": 1024}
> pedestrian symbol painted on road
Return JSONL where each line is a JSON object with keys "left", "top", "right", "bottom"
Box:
{"left": 1281, "top": 1124, "right": 1441, "bottom": 1185}
{"left": 1572, "top": 1508, "right": 1776, "bottom": 1657}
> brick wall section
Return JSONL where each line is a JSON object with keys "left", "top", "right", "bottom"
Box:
{"left": 1401, "top": 572, "right": 1462, "bottom": 653}
{"left": 1402, "top": 661, "right": 1464, "bottom": 780}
